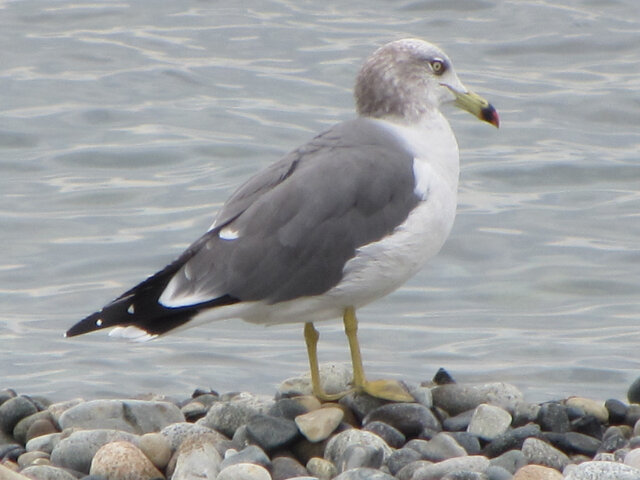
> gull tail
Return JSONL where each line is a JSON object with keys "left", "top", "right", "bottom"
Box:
{"left": 65, "top": 249, "right": 239, "bottom": 340}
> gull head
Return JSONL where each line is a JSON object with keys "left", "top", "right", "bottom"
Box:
{"left": 355, "top": 38, "right": 499, "bottom": 127}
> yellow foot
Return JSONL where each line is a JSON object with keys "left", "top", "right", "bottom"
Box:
{"left": 361, "top": 379, "right": 414, "bottom": 402}
{"left": 313, "top": 387, "right": 354, "bottom": 402}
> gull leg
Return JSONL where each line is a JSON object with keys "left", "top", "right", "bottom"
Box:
{"left": 343, "top": 307, "right": 414, "bottom": 402}
{"left": 304, "top": 322, "right": 349, "bottom": 401}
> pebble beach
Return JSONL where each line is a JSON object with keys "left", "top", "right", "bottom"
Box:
{"left": 3, "top": 365, "right": 640, "bottom": 480}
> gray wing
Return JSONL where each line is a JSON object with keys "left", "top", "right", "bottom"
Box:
{"left": 161, "top": 118, "right": 420, "bottom": 306}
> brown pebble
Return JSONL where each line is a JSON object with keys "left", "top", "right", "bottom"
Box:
{"left": 513, "top": 464, "right": 564, "bottom": 480}
{"left": 90, "top": 441, "right": 164, "bottom": 480}
{"left": 26, "top": 418, "right": 58, "bottom": 442}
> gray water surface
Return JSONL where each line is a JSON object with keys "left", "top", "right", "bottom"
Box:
{"left": 1, "top": 0, "right": 639, "bottom": 403}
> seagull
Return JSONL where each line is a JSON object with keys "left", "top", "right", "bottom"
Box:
{"left": 66, "top": 38, "right": 498, "bottom": 402}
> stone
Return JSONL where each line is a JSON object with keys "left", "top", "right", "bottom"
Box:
{"left": 396, "top": 460, "right": 433, "bottom": 480}
{"left": 467, "top": 404, "right": 512, "bottom": 440}
{"left": 324, "top": 429, "right": 392, "bottom": 467}
{"left": 564, "top": 460, "right": 640, "bottom": 480}
{"left": 0, "top": 444, "right": 25, "bottom": 461}
{"left": 387, "top": 448, "right": 422, "bottom": 475}
{"left": 295, "top": 407, "right": 343, "bottom": 443}
{"left": 306, "top": 456, "right": 337, "bottom": 480}
{"left": 536, "top": 403, "right": 570, "bottom": 433}
{"left": 543, "top": 431, "right": 601, "bottom": 458}
{"left": 0, "top": 396, "right": 38, "bottom": 433}
{"left": 485, "top": 465, "right": 514, "bottom": 480}
{"left": 443, "top": 409, "right": 475, "bottom": 432}
{"left": 564, "top": 397, "right": 608, "bottom": 423}
{"left": 17, "top": 450, "right": 49, "bottom": 468}
{"left": 220, "top": 445, "right": 271, "bottom": 470}
{"left": 246, "top": 414, "right": 299, "bottom": 452}
{"left": 46, "top": 398, "right": 84, "bottom": 426}
{"left": 271, "top": 455, "right": 308, "bottom": 480}
{"left": 26, "top": 418, "right": 58, "bottom": 443}
{"left": 216, "top": 463, "right": 272, "bottom": 480}
{"left": 269, "top": 398, "right": 313, "bottom": 420}
{"left": 161, "top": 422, "right": 226, "bottom": 451}
{"left": 605, "top": 398, "right": 628, "bottom": 424}
{"left": 279, "top": 362, "right": 352, "bottom": 398}
{"left": 338, "top": 392, "right": 389, "bottom": 422}
{"left": 483, "top": 424, "right": 541, "bottom": 458}
{"left": 338, "top": 444, "right": 383, "bottom": 471}
{"left": 138, "top": 432, "right": 172, "bottom": 470}
{"left": 408, "top": 385, "right": 433, "bottom": 408}
{"left": 19, "top": 465, "right": 77, "bottom": 480}
{"left": 333, "top": 467, "right": 396, "bottom": 480}
{"left": 513, "top": 464, "right": 563, "bottom": 479}
{"left": 363, "top": 421, "right": 406, "bottom": 448}
{"left": 58, "top": 399, "right": 184, "bottom": 434}
{"left": 570, "top": 414, "right": 603, "bottom": 439}
{"left": 25, "top": 432, "right": 62, "bottom": 454}
{"left": 409, "top": 455, "right": 490, "bottom": 479}
{"left": 489, "top": 449, "right": 527, "bottom": 474}
{"left": 625, "top": 448, "right": 640, "bottom": 469}
{"left": 432, "top": 383, "right": 524, "bottom": 416}
{"left": 441, "top": 472, "right": 487, "bottom": 480}
{"left": 521, "top": 437, "right": 570, "bottom": 471}
{"left": 448, "top": 432, "right": 481, "bottom": 455}
{"left": 628, "top": 377, "right": 640, "bottom": 404}
{"left": 180, "top": 401, "right": 208, "bottom": 422}
{"left": 171, "top": 433, "right": 223, "bottom": 480}
{"left": 50, "top": 429, "right": 139, "bottom": 473}
{"left": 0, "top": 464, "right": 31, "bottom": 480}
{"left": 89, "top": 441, "right": 163, "bottom": 480}
{"left": 197, "top": 401, "right": 257, "bottom": 438}
{"left": 363, "top": 403, "right": 440, "bottom": 437}
{"left": 13, "top": 411, "right": 54, "bottom": 444}
{"left": 406, "top": 432, "right": 467, "bottom": 462}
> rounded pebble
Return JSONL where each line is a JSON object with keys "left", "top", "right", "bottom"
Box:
{"left": 138, "top": 432, "right": 172, "bottom": 470}
{"left": 216, "top": 462, "right": 272, "bottom": 480}
{"left": 325, "top": 429, "right": 392, "bottom": 467}
{"left": 271, "top": 455, "right": 308, "bottom": 480}
{"left": 333, "top": 467, "right": 396, "bottom": 480}
{"left": 467, "top": 404, "right": 512, "bottom": 440}
{"left": 0, "top": 396, "right": 38, "bottom": 433}
{"left": 295, "top": 407, "right": 344, "bottom": 442}
{"left": 306, "top": 456, "right": 337, "bottom": 480}
{"left": 246, "top": 414, "right": 299, "bottom": 452}
{"left": 521, "top": 437, "right": 570, "bottom": 471}
{"left": 513, "top": 464, "right": 564, "bottom": 479}
{"left": 363, "top": 402, "right": 440, "bottom": 437}
{"left": 564, "top": 460, "right": 640, "bottom": 479}
{"left": 171, "top": 432, "right": 223, "bottom": 480}
{"left": 197, "top": 401, "right": 257, "bottom": 438}
{"left": 89, "top": 441, "right": 163, "bottom": 480}
{"left": 564, "top": 397, "right": 608, "bottom": 423}
{"left": 20, "top": 465, "right": 77, "bottom": 480}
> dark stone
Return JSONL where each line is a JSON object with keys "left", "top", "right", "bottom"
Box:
{"left": 485, "top": 465, "right": 513, "bottom": 480}
{"left": 363, "top": 403, "right": 440, "bottom": 437}
{"left": 489, "top": 449, "right": 526, "bottom": 474}
{"left": 482, "top": 424, "right": 542, "bottom": 458}
{"left": 599, "top": 426, "right": 629, "bottom": 453}
{"left": 625, "top": 405, "right": 640, "bottom": 426}
{"left": 0, "top": 389, "right": 17, "bottom": 407}
{"left": 433, "top": 368, "right": 456, "bottom": 385}
{"left": 536, "top": 402, "right": 570, "bottom": 433}
{"left": 191, "top": 388, "right": 219, "bottom": 398}
{"left": 442, "top": 409, "right": 474, "bottom": 432}
{"left": 387, "top": 448, "right": 421, "bottom": 476}
{"left": 448, "top": 431, "right": 481, "bottom": 455}
{"left": 627, "top": 376, "right": 640, "bottom": 404}
{"left": 605, "top": 398, "right": 628, "bottom": 425}
{"left": 0, "top": 444, "right": 25, "bottom": 461}
{"left": 219, "top": 444, "right": 271, "bottom": 470}
{"left": 268, "top": 398, "right": 310, "bottom": 420}
{"left": 0, "top": 396, "right": 38, "bottom": 433}
{"left": 245, "top": 414, "right": 299, "bottom": 452}
{"left": 339, "top": 392, "right": 389, "bottom": 422}
{"left": 441, "top": 472, "right": 488, "bottom": 480}
{"left": 544, "top": 431, "right": 601, "bottom": 457}
{"left": 363, "top": 421, "right": 406, "bottom": 448}
{"left": 271, "top": 455, "right": 308, "bottom": 480}
{"left": 571, "top": 414, "right": 603, "bottom": 439}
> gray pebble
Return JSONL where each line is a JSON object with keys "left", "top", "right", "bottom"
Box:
{"left": 0, "top": 396, "right": 38, "bottom": 433}
{"left": 387, "top": 447, "right": 422, "bottom": 475}
{"left": 482, "top": 424, "right": 541, "bottom": 458}
{"left": 306, "top": 457, "right": 337, "bottom": 480}
{"left": 246, "top": 414, "right": 299, "bottom": 452}
{"left": 339, "top": 392, "right": 389, "bottom": 422}
{"left": 443, "top": 409, "right": 475, "bottom": 432}
{"left": 20, "top": 465, "right": 77, "bottom": 480}
{"left": 467, "top": 404, "right": 512, "bottom": 441}
{"left": 49, "top": 429, "right": 139, "bottom": 473}
{"left": 197, "top": 401, "right": 258, "bottom": 438}
{"left": 161, "top": 421, "right": 226, "bottom": 451}
{"left": 271, "top": 455, "right": 308, "bottom": 480}
{"left": 171, "top": 433, "right": 223, "bottom": 480}
{"left": 543, "top": 431, "right": 601, "bottom": 457}
{"left": 629, "top": 376, "right": 640, "bottom": 404}
{"left": 25, "top": 432, "right": 62, "bottom": 454}
{"left": 339, "top": 444, "right": 383, "bottom": 471}
{"left": 489, "top": 449, "right": 526, "bottom": 474}
{"left": 564, "top": 460, "right": 640, "bottom": 480}
{"left": 441, "top": 472, "right": 489, "bottom": 480}
{"left": 521, "top": 436, "right": 570, "bottom": 471}
{"left": 216, "top": 462, "right": 272, "bottom": 480}
{"left": 363, "top": 403, "right": 440, "bottom": 437}
{"left": 410, "top": 455, "right": 490, "bottom": 480}
{"left": 363, "top": 420, "right": 406, "bottom": 448}
{"left": 485, "top": 465, "right": 513, "bottom": 480}
{"left": 448, "top": 432, "right": 481, "bottom": 455}
{"left": 58, "top": 399, "right": 184, "bottom": 434}
{"left": 220, "top": 445, "right": 271, "bottom": 470}
{"left": 325, "top": 429, "right": 392, "bottom": 467}
{"left": 13, "top": 410, "right": 54, "bottom": 444}
{"left": 432, "top": 383, "right": 523, "bottom": 417}
{"left": 406, "top": 433, "right": 466, "bottom": 462}
{"left": 332, "top": 467, "right": 396, "bottom": 480}
{"left": 269, "top": 398, "right": 311, "bottom": 420}
{"left": 537, "top": 402, "right": 570, "bottom": 433}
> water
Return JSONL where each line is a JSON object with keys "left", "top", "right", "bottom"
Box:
{"left": 1, "top": 0, "right": 639, "bottom": 404}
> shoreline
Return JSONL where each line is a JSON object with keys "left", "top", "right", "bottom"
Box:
{"left": 2, "top": 367, "right": 640, "bottom": 480}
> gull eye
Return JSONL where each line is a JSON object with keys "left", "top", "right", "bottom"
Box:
{"left": 430, "top": 59, "right": 446, "bottom": 75}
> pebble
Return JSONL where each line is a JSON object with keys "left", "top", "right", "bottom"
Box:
{"left": 537, "top": 403, "right": 570, "bottom": 433}
{"left": 20, "top": 465, "right": 77, "bottom": 480}
{"left": 307, "top": 456, "right": 337, "bottom": 480}
{"left": 408, "top": 455, "right": 490, "bottom": 479}
{"left": 279, "top": 362, "right": 352, "bottom": 398}
{"left": 246, "top": 414, "right": 300, "bottom": 452}
{"left": 295, "top": 406, "right": 344, "bottom": 442}
{"left": 13, "top": 410, "right": 54, "bottom": 444}
{"left": 334, "top": 467, "right": 396, "bottom": 479}
{"left": 363, "top": 421, "right": 406, "bottom": 448}
{"left": 216, "top": 462, "right": 272, "bottom": 480}
{"left": 483, "top": 424, "right": 542, "bottom": 458}
{"left": 564, "top": 460, "right": 640, "bottom": 479}
{"left": 564, "top": 398, "right": 608, "bottom": 424}
{"left": 513, "top": 464, "right": 564, "bottom": 479}
{"left": 624, "top": 448, "right": 640, "bottom": 469}
{"left": 363, "top": 403, "right": 440, "bottom": 437}
{"left": 0, "top": 396, "right": 38, "bottom": 434}
{"left": 89, "top": 441, "right": 164, "bottom": 480}
{"left": 432, "top": 383, "right": 524, "bottom": 416}
{"left": 197, "top": 401, "right": 258, "bottom": 437}
{"left": 325, "top": 429, "right": 392, "bottom": 468}
{"left": 467, "top": 404, "right": 512, "bottom": 440}
{"left": 628, "top": 376, "right": 640, "bottom": 404}
{"left": 271, "top": 455, "right": 308, "bottom": 479}
{"left": 58, "top": 399, "right": 184, "bottom": 434}
{"left": 521, "top": 437, "right": 570, "bottom": 471}
{"left": 138, "top": 432, "right": 172, "bottom": 470}
{"left": 171, "top": 432, "right": 223, "bottom": 480}
{"left": 220, "top": 445, "right": 271, "bottom": 470}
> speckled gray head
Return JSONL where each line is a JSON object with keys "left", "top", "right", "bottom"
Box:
{"left": 355, "top": 38, "right": 499, "bottom": 127}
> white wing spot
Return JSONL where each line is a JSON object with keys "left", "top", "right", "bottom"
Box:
{"left": 96, "top": 318, "right": 103, "bottom": 326}
{"left": 219, "top": 227, "right": 239, "bottom": 240}
{"left": 127, "top": 304, "right": 135, "bottom": 314}
{"left": 109, "top": 326, "right": 157, "bottom": 342}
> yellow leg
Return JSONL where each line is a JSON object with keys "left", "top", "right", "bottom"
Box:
{"left": 343, "top": 307, "right": 414, "bottom": 402}
{"left": 304, "top": 322, "right": 348, "bottom": 401}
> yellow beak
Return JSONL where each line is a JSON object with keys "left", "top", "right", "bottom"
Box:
{"left": 448, "top": 87, "right": 499, "bottom": 128}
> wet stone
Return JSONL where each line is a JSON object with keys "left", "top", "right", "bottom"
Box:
{"left": 0, "top": 396, "right": 38, "bottom": 434}
{"left": 246, "top": 414, "right": 299, "bottom": 452}
{"left": 363, "top": 402, "right": 440, "bottom": 437}
{"left": 521, "top": 437, "right": 570, "bottom": 471}
{"left": 482, "top": 424, "right": 542, "bottom": 458}
{"left": 271, "top": 455, "right": 308, "bottom": 480}
{"left": 467, "top": 404, "right": 512, "bottom": 441}
{"left": 363, "top": 420, "right": 405, "bottom": 448}
{"left": 605, "top": 398, "right": 628, "bottom": 425}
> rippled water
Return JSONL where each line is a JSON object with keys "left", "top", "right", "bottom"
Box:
{"left": 1, "top": 0, "right": 639, "bottom": 403}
